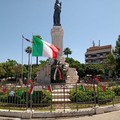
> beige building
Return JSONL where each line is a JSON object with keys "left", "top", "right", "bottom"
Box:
{"left": 85, "top": 45, "right": 112, "bottom": 64}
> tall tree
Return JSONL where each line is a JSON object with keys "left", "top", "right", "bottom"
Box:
{"left": 114, "top": 35, "right": 120, "bottom": 77}
{"left": 84, "top": 64, "right": 104, "bottom": 77}
{"left": 25, "top": 46, "right": 32, "bottom": 79}
{"left": 63, "top": 47, "right": 72, "bottom": 58}
{"left": 25, "top": 46, "right": 32, "bottom": 55}
{"left": 3, "top": 59, "right": 18, "bottom": 78}
{"left": 0, "top": 63, "right": 6, "bottom": 78}
{"left": 104, "top": 54, "right": 116, "bottom": 77}
{"left": 65, "top": 58, "right": 85, "bottom": 78}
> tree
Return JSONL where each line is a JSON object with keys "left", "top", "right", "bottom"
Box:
{"left": 84, "top": 64, "right": 104, "bottom": 77}
{"left": 65, "top": 58, "right": 85, "bottom": 78}
{"left": 25, "top": 46, "right": 32, "bottom": 55}
{"left": 114, "top": 35, "right": 120, "bottom": 77}
{"left": 0, "top": 63, "right": 6, "bottom": 78}
{"left": 25, "top": 46, "right": 32, "bottom": 79}
{"left": 103, "top": 53, "right": 116, "bottom": 78}
{"left": 63, "top": 47, "right": 72, "bottom": 58}
{"left": 3, "top": 59, "right": 18, "bottom": 78}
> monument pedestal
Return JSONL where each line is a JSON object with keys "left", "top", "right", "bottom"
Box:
{"left": 51, "top": 26, "right": 79, "bottom": 84}
{"left": 51, "top": 26, "right": 64, "bottom": 60}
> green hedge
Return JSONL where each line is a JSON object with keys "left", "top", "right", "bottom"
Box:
{"left": 0, "top": 90, "right": 52, "bottom": 107}
{"left": 98, "top": 90, "right": 115, "bottom": 104}
{"left": 69, "top": 89, "right": 94, "bottom": 102}
{"left": 69, "top": 86, "right": 115, "bottom": 104}
{"left": 113, "top": 86, "right": 120, "bottom": 96}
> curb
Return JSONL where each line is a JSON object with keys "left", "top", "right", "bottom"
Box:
{"left": 0, "top": 104, "right": 120, "bottom": 119}
{"left": 0, "top": 117, "right": 21, "bottom": 120}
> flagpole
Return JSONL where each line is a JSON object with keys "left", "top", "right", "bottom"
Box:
{"left": 30, "top": 34, "right": 33, "bottom": 80}
{"left": 21, "top": 35, "right": 24, "bottom": 83}
{"left": 30, "top": 50, "right": 32, "bottom": 80}
{"left": 28, "top": 51, "right": 30, "bottom": 81}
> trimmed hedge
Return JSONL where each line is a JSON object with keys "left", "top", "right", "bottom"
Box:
{"left": 98, "top": 90, "right": 115, "bottom": 104}
{"left": 69, "top": 89, "right": 94, "bottom": 102}
{"left": 69, "top": 86, "right": 115, "bottom": 104}
{"left": 0, "top": 90, "right": 52, "bottom": 107}
{"left": 113, "top": 86, "right": 120, "bottom": 96}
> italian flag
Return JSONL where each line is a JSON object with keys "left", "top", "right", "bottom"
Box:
{"left": 48, "top": 84, "right": 55, "bottom": 92}
{"left": 2, "top": 87, "right": 6, "bottom": 93}
{"left": 28, "top": 85, "right": 34, "bottom": 94}
{"left": 80, "top": 85, "right": 85, "bottom": 91}
{"left": 32, "top": 36, "right": 60, "bottom": 58}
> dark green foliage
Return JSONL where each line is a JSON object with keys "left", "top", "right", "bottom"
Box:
{"left": 84, "top": 64, "right": 104, "bottom": 76}
{"left": 98, "top": 90, "right": 115, "bottom": 104}
{"left": 113, "top": 86, "right": 120, "bottom": 96}
{"left": 63, "top": 47, "right": 72, "bottom": 58}
{"left": 0, "top": 90, "right": 52, "bottom": 107}
{"left": 69, "top": 86, "right": 115, "bottom": 104}
{"left": 114, "top": 35, "right": 120, "bottom": 77}
{"left": 0, "top": 94, "right": 8, "bottom": 102}
{"left": 65, "top": 58, "right": 85, "bottom": 78}
{"left": 69, "top": 89, "right": 94, "bottom": 102}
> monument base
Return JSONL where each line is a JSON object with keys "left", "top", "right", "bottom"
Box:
{"left": 36, "top": 57, "right": 79, "bottom": 85}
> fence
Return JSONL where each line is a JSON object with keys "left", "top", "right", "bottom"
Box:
{"left": 0, "top": 81, "right": 120, "bottom": 112}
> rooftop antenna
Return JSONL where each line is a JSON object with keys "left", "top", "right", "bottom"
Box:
{"left": 99, "top": 40, "right": 100, "bottom": 46}
{"left": 92, "top": 41, "right": 95, "bottom": 47}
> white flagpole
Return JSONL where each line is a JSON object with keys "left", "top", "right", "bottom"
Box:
{"left": 30, "top": 34, "right": 33, "bottom": 80}
{"left": 21, "top": 35, "right": 24, "bottom": 82}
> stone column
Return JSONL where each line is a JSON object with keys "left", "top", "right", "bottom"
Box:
{"left": 51, "top": 26, "right": 64, "bottom": 60}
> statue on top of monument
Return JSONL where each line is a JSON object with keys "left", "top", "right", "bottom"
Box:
{"left": 53, "top": 0, "right": 62, "bottom": 26}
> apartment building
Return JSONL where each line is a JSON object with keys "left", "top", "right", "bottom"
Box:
{"left": 85, "top": 44, "right": 112, "bottom": 64}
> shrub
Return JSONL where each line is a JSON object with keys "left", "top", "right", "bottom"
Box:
{"left": 108, "top": 82, "right": 116, "bottom": 87}
{"left": 113, "top": 86, "right": 120, "bottom": 96}
{"left": 0, "top": 90, "right": 52, "bottom": 107}
{"left": 69, "top": 89, "right": 95, "bottom": 103}
{"left": 98, "top": 89, "right": 115, "bottom": 104}
{"left": 69, "top": 87, "right": 115, "bottom": 104}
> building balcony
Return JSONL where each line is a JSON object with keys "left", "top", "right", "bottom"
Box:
{"left": 85, "top": 55, "right": 107, "bottom": 60}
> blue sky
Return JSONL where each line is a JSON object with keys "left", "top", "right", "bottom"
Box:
{"left": 0, "top": 0, "right": 120, "bottom": 64}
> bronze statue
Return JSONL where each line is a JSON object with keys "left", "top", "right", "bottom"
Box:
{"left": 53, "top": 0, "right": 62, "bottom": 26}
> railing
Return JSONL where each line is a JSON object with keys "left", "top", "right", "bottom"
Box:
{"left": 0, "top": 81, "right": 120, "bottom": 112}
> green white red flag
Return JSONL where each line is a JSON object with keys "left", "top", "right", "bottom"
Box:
{"left": 32, "top": 35, "right": 60, "bottom": 59}
{"left": 28, "top": 85, "right": 34, "bottom": 94}
{"left": 47, "top": 84, "right": 55, "bottom": 92}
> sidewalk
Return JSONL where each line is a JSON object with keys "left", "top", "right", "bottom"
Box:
{"left": 0, "top": 117, "right": 21, "bottom": 120}
{"left": 0, "top": 110, "right": 120, "bottom": 120}
{"left": 55, "top": 110, "right": 120, "bottom": 120}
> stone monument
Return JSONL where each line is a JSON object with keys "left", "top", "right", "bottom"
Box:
{"left": 51, "top": 0, "right": 64, "bottom": 60}
{"left": 51, "top": 0, "right": 79, "bottom": 83}
{"left": 37, "top": 0, "right": 79, "bottom": 84}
